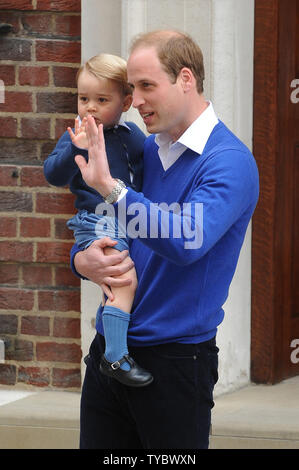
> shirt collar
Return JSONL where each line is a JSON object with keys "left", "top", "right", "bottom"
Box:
{"left": 177, "top": 101, "right": 219, "bottom": 154}
{"left": 117, "top": 118, "right": 131, "bottom": 131}
{"left": 154, "top": 101, "right": 219, "bottom": 170}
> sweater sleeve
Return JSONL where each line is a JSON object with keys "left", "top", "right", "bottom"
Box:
{"left": 70, "top": 243, "right": 88, "bottom": 280}
{"left": 115, "top": 149, "right": 259, "bottom": 266}
{"left": 44, "top": 130, "right": 88, "bottom": 187}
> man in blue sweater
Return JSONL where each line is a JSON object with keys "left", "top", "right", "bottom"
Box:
{"left": 72, "top": 30, "right": 259, "bottom": 449}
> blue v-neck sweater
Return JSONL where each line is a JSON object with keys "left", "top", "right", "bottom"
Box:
{"left": 72, "top": 121, "right": 259, "bottom": 346}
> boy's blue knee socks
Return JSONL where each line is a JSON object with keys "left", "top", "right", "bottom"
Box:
{"left": 101, "top": 305, "right": 131, "bottom": 371}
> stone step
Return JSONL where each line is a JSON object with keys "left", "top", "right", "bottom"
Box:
{"left": 0, "top": 389, "right": 80, "bottom": 449}
{"left": 0, "top": 376, "right": 298, "bottom": 449}
{"left": 210, "top": 376, "right": 299, "bottom": 449}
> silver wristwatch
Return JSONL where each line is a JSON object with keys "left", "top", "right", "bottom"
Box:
{"left": 104, "top": 179, "right": 126, "bottom": 204}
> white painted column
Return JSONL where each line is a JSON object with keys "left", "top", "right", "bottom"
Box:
{"left": 81, "top": 0, "right": 122, "bottom": 60}
{"left": 80, "top": 0, "right": 255, "bottom": 394}
{"left": 80, "top": 0, "right": 122, "bottom": 377}
{"left": 210, "top": 0, "right": 255, "bottom": 395}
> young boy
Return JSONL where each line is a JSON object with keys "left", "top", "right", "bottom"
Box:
{"left": 44, "top": 54, "right": 153, "bottom": 387}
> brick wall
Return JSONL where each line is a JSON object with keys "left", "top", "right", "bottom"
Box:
{"left": 0, "top": 0, "right": 82, "bottom": 390}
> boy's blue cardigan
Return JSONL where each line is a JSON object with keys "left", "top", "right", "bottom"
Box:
{"left": 44, "top": 122, "right": 145, "bottom": 211}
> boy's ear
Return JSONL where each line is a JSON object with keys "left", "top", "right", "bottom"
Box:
{"left": 123, "top": 94, "right": 133, "bottom": 112}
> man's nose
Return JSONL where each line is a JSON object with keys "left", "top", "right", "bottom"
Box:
{"left": 132, "top": 90, "right": 145, "bottom": 108}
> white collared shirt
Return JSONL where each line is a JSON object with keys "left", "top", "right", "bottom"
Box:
{"left": 155, "top": 101, "right": 219, "bottom": 171}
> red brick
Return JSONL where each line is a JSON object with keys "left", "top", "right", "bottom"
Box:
{"left": 55, "top": 15, "right": 81, "bottom": 38}
{"left": 19, "top": 66, "right": 49, "bottom": 86}
{"left": 55, "top": 118, "right": 76, "bottom": 139}
{"left": 36, "top": 241, "right": 73, "bottom": 263}
{"left": 0, "top": 38, "right": 31, "bottom": 61}
{"left": 0, "top": 191, "right": 33, "bottom": 212}
{"left": 53, "top": 317, "right": 80, "bottom": 338}
{"left": 0, "top": 139, "right": 40, "bottom": 165}
{"left": 40, "top": 141, "right": 56, "bottom": 161}
{"left": 0, "top": 264, "right": 19, "bottom": 285}
{"left": 55, "top": 218, "right": 74, "bottom": 240}
{"left": 0, "top": 287, "right": 34, "bottom": 310}
{"left": 36, "top": 341, "right": 81, "bottom": 363}
{"left": 53, "top": 66, "right": 79, "bottom": 87}
{"left": 0, "top": 364, "right": 16, "bottom": 386}
{"left": 21, "top": 13, "right": 53, "bottom": 36}
{"left": 0, "top": 165, "right": 19, "bottom": 186}
{"left": 0, "top": 217, "right": 17, "bottom": 237}
{"left": 0, "top": 91, "right": 32, "bottom": 112}
{"left": 21, "top": 117, "right": 51, "bottom": 140}
{"left": 0, "top": 117, "right": 18, "bottom": 138}
{"left": 21, "top": 315, "right": 50, "bottom": 336}
{"left": 38, "top": 289, "right": 80, "bottom": 312}
{"left": 18, "top": 366, "right": 50, "bottom": 387}
{"left": 55, "top": 266, "right": 80, "bottom": 288}
{"left": 5, "top": 338, "right": 34, "bottom": 361}
{"left": 36, "top": 192, "right": 75, "bottom": 214}
{"left": 22, "top": 264, "right": 52, "bottom": 287}
{"left": 6, "top": 339, "right": 34, "bottom": 361}
{"left": 36, "top": 0, "right": 81, "bottom": 12}
{"left": 52, "top": 367, "right": 81, "bottom": 388}
{"left": 0, "top": 65, "right": 16, "bottom": 86}
{"left": 0, "top": 314, "right": 18, "bottom": 334}
{"left": 20, "top": 216, "right": 51, "bottom": 237}
{"left": 0, "top": 241, "right": 33, "bottom": 262}
{"left": 36, "top": 39, "right": 81, "bottom": 63}
{"left": 36, "top": 91, "right": 77, "bottom": 113}
{"left": 20, "top": 166, "right": 50, "bottom": 187}
{"left": 0, "top": 12, "right": 21, "bottom": 34}
{"left": 0, "top": 0, "right": 33, "bottom": 10}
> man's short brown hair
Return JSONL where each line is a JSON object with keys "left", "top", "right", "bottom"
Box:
{"left": 130, "top": 30, "right": 205, "bottom": 94}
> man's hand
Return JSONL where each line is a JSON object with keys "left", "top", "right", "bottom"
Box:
{"left": 67, "top": 117, "right": 88, "bottom": 149}
{"left": 73, "top": 237, "right": 134, "bottom": 301}
{"left": 74, "top": 115, "right": 115, "bottom": 197}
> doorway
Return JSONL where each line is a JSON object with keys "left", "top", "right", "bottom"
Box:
{"left": 252, "top": 0, "right": 299, "bottom": 383}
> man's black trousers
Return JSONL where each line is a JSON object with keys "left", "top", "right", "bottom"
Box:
{"left": 80, "top": 332, "right": 219, "bottom": 449}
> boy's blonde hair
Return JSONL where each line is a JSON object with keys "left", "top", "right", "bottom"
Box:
{"left": 77, "top": 53, "right": 132, "bottom": 96}
{"left": 130, "top": 30, "right": 205, "bottom": 94}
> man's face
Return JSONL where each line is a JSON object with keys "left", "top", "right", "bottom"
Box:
{"left": 127, "top": 47, "right": 188, "bottom": 141}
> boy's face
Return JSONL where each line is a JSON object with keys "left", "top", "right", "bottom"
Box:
{"left": 77, "top": 70, "right": 132, "bottom": 129}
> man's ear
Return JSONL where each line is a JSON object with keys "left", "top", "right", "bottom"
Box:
{"left": 123, "top": 94, "right": 133, "bottom": 112}
{"left": 179, "top": 67, "right": 193, "bottom": 92}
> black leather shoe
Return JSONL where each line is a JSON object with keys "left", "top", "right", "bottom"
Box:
{"left": 99, "top": 354, "right": 153, "bottom": 387}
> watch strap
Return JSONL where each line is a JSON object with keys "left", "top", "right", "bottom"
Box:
{"left": 104, "top": 179, "right": 126, "bottom": 204}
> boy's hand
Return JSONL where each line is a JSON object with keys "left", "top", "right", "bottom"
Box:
{"left": 67, "top": 117, "right": 88, "bottom": 149}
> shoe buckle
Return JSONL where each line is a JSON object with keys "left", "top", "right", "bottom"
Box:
{"left": 111, "top": 360, "right": 121, "bottom": 370}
